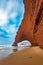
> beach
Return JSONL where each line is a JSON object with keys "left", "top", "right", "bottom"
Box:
{"left": 0, "top": 46, "right": 43, "bottom": 65}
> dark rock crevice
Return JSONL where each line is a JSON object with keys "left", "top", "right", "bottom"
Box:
{"left": 34, "top": 2, "right": 43, "bottom": 33}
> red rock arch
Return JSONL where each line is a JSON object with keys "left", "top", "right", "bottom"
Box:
{"left": 13, "top": 0, "right": 43, "bottom": 48}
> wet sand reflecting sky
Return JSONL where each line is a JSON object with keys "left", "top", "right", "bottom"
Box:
{"left": 0, "top": 46, "right": 30, "bottom": 60}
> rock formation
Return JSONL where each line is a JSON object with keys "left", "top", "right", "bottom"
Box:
{"left": 13, "top": 0, "right": 43, "bottom": 48}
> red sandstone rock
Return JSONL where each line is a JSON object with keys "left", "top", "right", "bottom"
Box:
{"left": 13, "top": 0, "right": 43, "bottom": 48}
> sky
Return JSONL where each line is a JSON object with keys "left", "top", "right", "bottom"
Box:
{"left": 0, "top": 0, "right": 24, "bottom": 45}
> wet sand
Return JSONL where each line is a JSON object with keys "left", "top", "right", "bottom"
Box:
{"left": 0, "top": 46, "right": 43, "bottom": 65}
{"left": 0, "top": 46, "right": 29, "bottom": 60}
{"left": 0, "top": 46, "right": 18, "bottom": 60}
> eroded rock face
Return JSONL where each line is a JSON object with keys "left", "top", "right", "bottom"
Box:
{"left": 13, "top": 0, "right": 43, "bottom": 48}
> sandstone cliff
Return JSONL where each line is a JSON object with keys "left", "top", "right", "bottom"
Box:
{"left": 13, "top": 0, "right": 43, "bottom": 48}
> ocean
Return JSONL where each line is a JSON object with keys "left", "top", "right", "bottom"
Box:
{"left": 0, "top": 45, "right": 17, "bottom": 60}
{"left": 0, "top": 40, "right": 31, "bottom": 60}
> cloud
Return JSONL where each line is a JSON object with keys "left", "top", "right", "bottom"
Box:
{"left": 0, "top": 0, "right": 24, "bottom": 45}
{"left": 0, "top": 9, "right": 8, "bottom": 26}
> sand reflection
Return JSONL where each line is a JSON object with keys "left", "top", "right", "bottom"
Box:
{"left": 0, "top": 46, "right": 30, "bottom": 60}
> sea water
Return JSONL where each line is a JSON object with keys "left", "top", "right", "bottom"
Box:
{"left": 0, "top": 40, "right": 31, "bottom": 60}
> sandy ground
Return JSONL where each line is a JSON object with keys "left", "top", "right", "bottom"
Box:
{"left": 0, "top": 46, "right": 43, "bottom": 65}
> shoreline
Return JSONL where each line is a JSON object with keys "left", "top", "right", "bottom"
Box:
{"left": 0, "top": 46, "right": 43, "bottom": 65}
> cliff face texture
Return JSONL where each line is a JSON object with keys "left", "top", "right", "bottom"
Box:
{"left": 13, "top": 0, "right": 43, "bottom": 48}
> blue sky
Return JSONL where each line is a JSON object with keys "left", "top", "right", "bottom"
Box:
{"left": 0, "top": 0, "right": 24, "bottom": 45}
